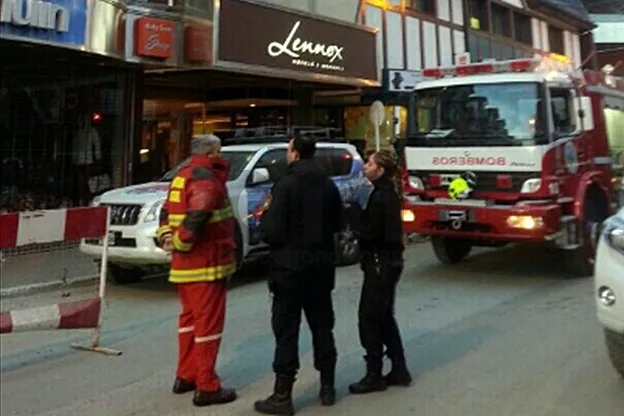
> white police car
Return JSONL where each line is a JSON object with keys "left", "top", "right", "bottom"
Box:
{"left": 595, "top": 208, "right": 624, "bottom": 377}
{"left": 80, "top": 135, "right": 372, "bottom": 284}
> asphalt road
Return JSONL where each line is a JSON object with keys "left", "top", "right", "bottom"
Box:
{"left": 1, "top": 242, "right": 623, "bottom": 416}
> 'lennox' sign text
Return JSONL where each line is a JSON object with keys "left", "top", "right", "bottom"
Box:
{"left": 0, "top": 0, "right": 70, "bottom": 32}
{"left": 267, "top": 20, "right": 345, "bottom": 72}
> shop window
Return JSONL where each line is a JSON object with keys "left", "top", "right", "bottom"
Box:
{"left": 550, "top": 88, "right": 576, "bottom": 136}
{"left": 491, "top": 4, "right": 511, "bottom": 38}
{"left": 185, "top": 0, "right": 213, "bottom": 14}
{"left": 514, "top": 13, "right": 533, "bottom": 46}
{"left": 344, "top": 106, "right": 400, "bottom": 151}
{"left": 254, "top": 149, "right": 288, "bottom": 182}
{"left": 1, "top": 64, "right": 129, "bottom": 212}
{"left": 491, "top": 41, "right": 503, "bottom": 60}
{"left": 467, "top": 0, "right": 488, "bottom": 31}
{"left": 408, "top": 0, "right": 435, "bottom": 14}
{"left": 468, "top": 34, "right": 480, "bottom": 59}
{"left": 548, "top": 25, "right": 565, "bottom": 55}
{"left": 478, "top": 37, "right": 491, "bottom": 60}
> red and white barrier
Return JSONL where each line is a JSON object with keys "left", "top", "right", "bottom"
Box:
{"left": 0, "top": 207, "right": 121, "bottom": 356}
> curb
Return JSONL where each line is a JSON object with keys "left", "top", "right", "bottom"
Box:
{"left": 0, "top": 276, "right": 98, "bottom": 299}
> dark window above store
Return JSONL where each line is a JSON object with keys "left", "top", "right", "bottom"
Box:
{"left": 408, "top": 0, "right": 436, "bottom": 15}
{"left": 548, "top": 25, "right": 565, "bottom": 54}
{"left": 125, "top": 0, "right": 212, "bottom": 15}
{"left": 513, "top": 13, "right": 533, "bottom": 46}
{"left": 492, "top": 3, "right": 512, "bottom": 38}
{"left": 467, "top": 0, "right": 489, "bottom": 31}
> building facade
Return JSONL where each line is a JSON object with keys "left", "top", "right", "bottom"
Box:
{"left": 1, "top": 0, "right": 142, "bottom": 212}
{"left": 136, "top": 0, "right": 380, "bottom": 181}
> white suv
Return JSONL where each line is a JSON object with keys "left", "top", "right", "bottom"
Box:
{"left": 80, "top": 140, "right": 372, "bottom": 284}
{"left": 595, "top": 208, "right": 624, "bottom": 378}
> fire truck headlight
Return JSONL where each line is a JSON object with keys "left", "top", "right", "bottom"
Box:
{"left": 408, "top": 175, "right": 424, "bottom": 190}
{"left": 507, "top": 215, "right": 544, "bottom": 230}
{"left": 520, "top": 178, "right": 542, "bottom": 193}
{"left": 402, "top": 209, "right": 416, "bottom": 223}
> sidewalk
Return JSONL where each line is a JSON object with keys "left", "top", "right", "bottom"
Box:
{"left": 0, "top": 247, "right": 98, "bottom": 294}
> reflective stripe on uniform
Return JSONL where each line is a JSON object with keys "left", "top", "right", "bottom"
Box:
{"left": 195, "top": 333, "right": 222, "bottom": 343}
{"left": 178, "top": 326, "right": 195, "bottom": 334}
{"left": 172, "top": 232, "right": 193, "bottom": 252}
{"left": 169, "top": 262, "right": 236, "bottom": 283}
{"left": 171, "top": 176, "right": 186, "bottom": 189}
{"left": 156, "top": 225, "right": 172, "bottom": 240}
{"left": 168, "top": 206, "right": 233, "bottom": 228}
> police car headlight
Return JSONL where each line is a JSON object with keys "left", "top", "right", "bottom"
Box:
{"left": 520, "top": 178, "right": 542, "bottom": 193}
{"left": 144, "top": 199, "right": 165, "bottom": 222}
{"left": 408, "top": 175, "right": 424, "bottom": 190}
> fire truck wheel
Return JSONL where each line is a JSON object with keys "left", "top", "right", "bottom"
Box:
{"left": 431, "top": 237, "right": 472, "bottom": 265}
{"left": 605, "top": 329, "right": 624, "bottom": 378}
{"left": 108, "top": 265, "right": 144, "bottom": 285}
{"left": 564, "top": 188, "right": 609, "bottom": 277}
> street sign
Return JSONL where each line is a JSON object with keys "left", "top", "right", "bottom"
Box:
{"left": 370, "top": 100, "right": 385, "bottom": 151}
{"left": 455, "top": 52, "right": 471, "bottom": 66}
{"left": 383, "top": 69, "right": 422, "bottom": 92}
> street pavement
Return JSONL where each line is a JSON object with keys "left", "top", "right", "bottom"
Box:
{"left": 1, "top": 242, "right": 623, "bottom": 416}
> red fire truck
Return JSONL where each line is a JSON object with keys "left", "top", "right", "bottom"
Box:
{"left": 400, "top": 57, "right": 624, "bottom": 276}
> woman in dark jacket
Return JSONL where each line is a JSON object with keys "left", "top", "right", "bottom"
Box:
{"left": 349, "top": 149, "right": 412, "bottom": 394}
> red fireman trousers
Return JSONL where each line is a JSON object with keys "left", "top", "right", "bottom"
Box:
{"left": 176, "top": 280, "right": 227, "bottom": 392}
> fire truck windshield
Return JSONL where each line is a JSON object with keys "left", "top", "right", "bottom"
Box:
{"left": 407, "top": 82, "right": 546, "bottom": 147}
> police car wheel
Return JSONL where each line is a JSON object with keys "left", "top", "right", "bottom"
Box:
{"left": 431, "top": 237, "right": 472, "bottom": 265}
{"left": 108, "top": 265, "right": 144, "bottom": 285}
{"left": 605, "top": 329, "right": 624, "bottom": 379}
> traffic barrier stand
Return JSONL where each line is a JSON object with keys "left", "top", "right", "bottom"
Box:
{"left": 0, "top": 206, "right": 122, "bottom": 356}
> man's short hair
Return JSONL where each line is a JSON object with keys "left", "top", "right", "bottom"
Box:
{"left": 191, "top": 134, "right": 221, "bottom": 155}
{"left": 292, "top": 133, "right": 316, "bottom": 159}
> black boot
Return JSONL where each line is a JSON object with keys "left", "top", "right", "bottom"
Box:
{"left": 319, "top": 368, "right": 336, "bottom": 406}
{"left": 193, "top": 387, "right": 237, "bottom": 406}
{"left": 348, "top": 355, "right": 387, "bottom": 394}
{"left": 172, "top": 377, "right": 195, "bottom": 394}
{"left": 254, "top": 374, "right": 296, "bottom": 415}
{"left": 385, "top": 356, "right": 413, "bottom": 387}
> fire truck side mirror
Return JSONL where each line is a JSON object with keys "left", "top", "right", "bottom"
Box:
{"left": 575, "top": 96, "right": 595, "bottom": 132}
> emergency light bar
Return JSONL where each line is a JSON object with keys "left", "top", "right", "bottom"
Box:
{"left": 421, "top": 57, "right": 574, "bottom": 79}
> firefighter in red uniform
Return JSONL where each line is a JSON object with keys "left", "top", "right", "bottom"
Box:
{"left": 156, "top": 134, "right": 238, "bottom": 407}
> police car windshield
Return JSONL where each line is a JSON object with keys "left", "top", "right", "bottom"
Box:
{"left": 407, "top": 82, "right": 546, "bottom": 146}
{"left": 161, "top": 151, "right": 255, "bottom": 182}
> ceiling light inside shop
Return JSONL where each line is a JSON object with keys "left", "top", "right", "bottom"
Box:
{"left": 249, "top": 103, "right": 257, "bottom": 107}
{"left": 140, "top": 149, "right": 150, "bottom": 155}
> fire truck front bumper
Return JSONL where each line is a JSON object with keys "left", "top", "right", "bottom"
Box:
{"left": 402, "top": 199, "right": 562, "bottom": 242}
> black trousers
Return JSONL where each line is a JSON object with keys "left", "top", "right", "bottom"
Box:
{"left": 271, "top": 282, "right": 337, "bottom": 377}
{"left": 358, "top": 263, "right": 406, "bottom": 361}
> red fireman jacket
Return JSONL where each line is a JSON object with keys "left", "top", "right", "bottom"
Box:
{"left": 156, "top": 155, "right": 237, "bottom": 283}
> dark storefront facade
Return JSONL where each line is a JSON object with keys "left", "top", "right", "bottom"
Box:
{"left": 137, "top": 0, "right": 379, "bottom": 182}
{"left": 0, "top": 0, "right": 143, "bottom": 212}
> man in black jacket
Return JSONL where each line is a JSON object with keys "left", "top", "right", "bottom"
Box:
{"left": 254, "top": 134, "right": 343, "bottom": 416}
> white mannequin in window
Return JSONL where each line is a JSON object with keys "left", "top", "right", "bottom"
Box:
{"left": 72, "top": 113, "right": 101, "bottom": 166}
{"left": 73, "top": 113, "right": 102, "bottom": 205}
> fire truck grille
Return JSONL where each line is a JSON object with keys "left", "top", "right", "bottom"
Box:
{"left": 104, "top": 204, "right": 143, "bottom": 226}
{"left": 412, "top": 171, "right": 537, "bottom": 193}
